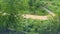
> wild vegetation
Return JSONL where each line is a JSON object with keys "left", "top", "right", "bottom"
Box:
{"left": 0, "top": 0, "right": 60, "bottom": 34}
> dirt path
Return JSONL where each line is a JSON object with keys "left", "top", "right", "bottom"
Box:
{"left": 22, "top": 13, "right": 56, "bottom": 20}
{"left": 22, "top": 14, "right": 49, "bottom": 20}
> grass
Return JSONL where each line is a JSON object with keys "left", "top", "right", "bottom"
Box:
{"left": 0, "top": 0, "right": 60, "bottom": 34}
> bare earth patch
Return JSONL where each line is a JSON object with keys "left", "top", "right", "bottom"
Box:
{"left": 22, "top": 14, "right": 49, "bottom": 20}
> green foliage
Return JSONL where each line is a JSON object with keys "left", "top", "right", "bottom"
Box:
{"left": 0, "top": 0, "right": 60, "bottom": 34}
